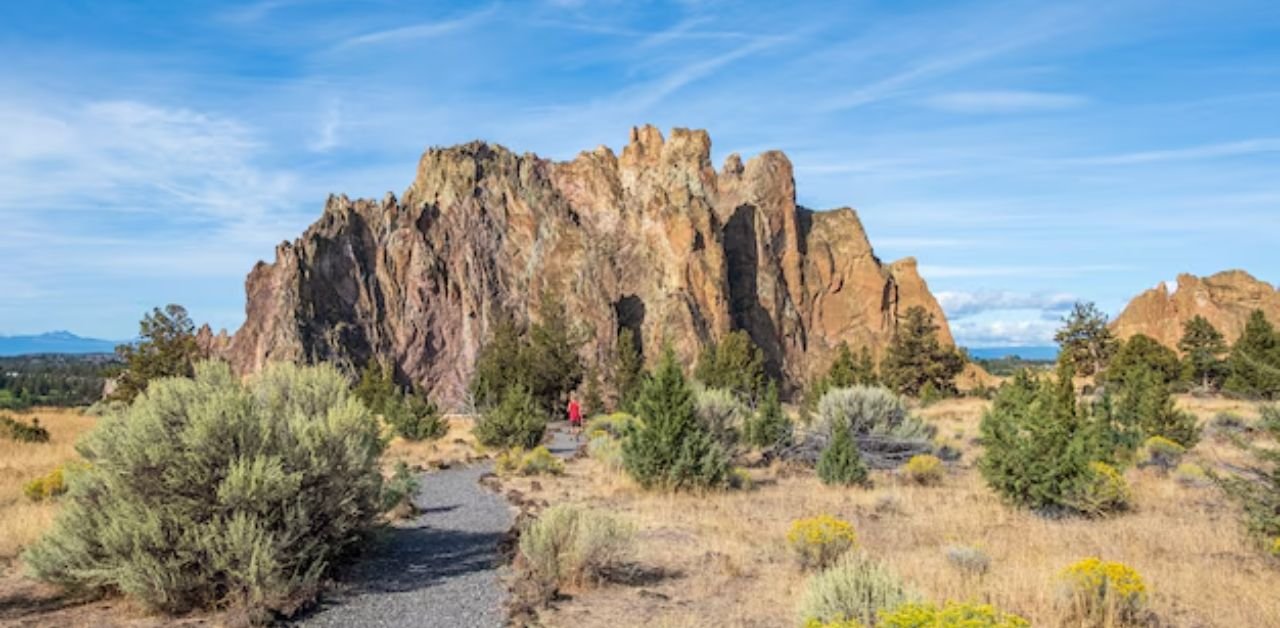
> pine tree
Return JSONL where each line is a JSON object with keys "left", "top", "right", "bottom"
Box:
{"left": 694, "top": 330, "right": 766, "bottom": 400}
{"left": 1054, "top": 302, "right": 1118, "bottom": 377}
{"left": 611, "top": 327, "right": 645, "bottom": 412}
{"left": 109, "top": 304, "right": 204, "bottom": 403}
{"left": 880, "top": 306, "right": 964, "bottom": 397}
{"left": 1178, "top": 315, "right": 1228, "bottom": 391}
{"left": 817, "top": 422, "right": 868, "bottom": 486}
{"left": 622, "top": 346, "right": 728, "bottom": 491}
{"left": 1225, "top": 310, "right": 1280, "bottom": 399}
{"left": 978, "top": 364, "right": 1102, "bottom": 513}
{"left": 474, "top": 384, "right": 548, "bottom": 449}
{"left": 582, "top": 365, "right": 605, "bottom": 418}
{"left": 744, "top": 380, "right": 792, "bottom": 449}
{"left": 353, "top": 360, "right": 398, "bottom": 415}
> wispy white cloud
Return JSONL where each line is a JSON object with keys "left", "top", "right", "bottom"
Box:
{"left": 1064, "top": 137, "right": 1280, "bottom": 166}
{"left": 309, "top": 99, "right": 341, "bottom": 152}
{"left": 923, "top": 90, "right": 1088, "bottom": 113}
{"left": 335, "top": 6, "right": 497, "bottom": 49}
{"left": 951, "top": 318, "right": 1061, "bottom": 347}
{"left": 936, "top": 290, "right": 1076, "bottom": 318}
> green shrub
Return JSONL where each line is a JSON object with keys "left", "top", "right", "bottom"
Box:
{"left": 799, "top": 554, "right": 918, "bottom": 626}
{"left": 1106, "top": 364, "right": 1200, "bottom": 448}
{"left": 880, "top": 601, "right": 1030, "bottom": 627}
{"left": 944, "top": 545, "right": 990, "bottom": 578}
{"left": 587, "top": 435, "right": 624, "bottom": 472}
{"left": 1, "top": 414, "right": 50, "bottom": 443}
{"left": 728, "top": 467, "right": 754, "bottom": 490}
{"left": 817, "top": 387, "right": 932, "bottom": 443}
{"left": 23, "top": 361, "right": 386, "bottom": 620}
{"left": 519, "top": 504, "right": 634, "bottom": 603}
{"left": 1057, "top": 557, "right": 1148, "bottom": 625}
{"left": 979, "top": 367, "right": 1106, "bottom": 515}
{"left": 744, "top": 380, "right": 792, "bottom": 450}
{"left": 24, "top": 465, "right": 72, "bottom": 501}
{"left": 787, "top": 515, "right": 858, "bottom": 570}
{"left": 584, "top": 412, "right": 641, "bottom": 439}
{"left": 694, "top": 386, "right": 750, "bottom": 448}
{"left": 384, "top": 393, "right": 447, "bottom": 441}
{"left": 1217, "top": 404, "right": 1280, "bottom": 552}
{"left": 1067, "top": 462, "right": 1131, "bottom": 517}
{"left": 622, "top": 347, "right": 729, "bottom": 491}
{"left": 817, "top": 423, "right": 868, "bottom": 487}
{"left": 903, "top": 454, "right": 944, "bottom": 486}
{"left": 1224, "top": 310, "right": 1280, "bottom": 399}
{"left": 380, "top": 461, "right": 420, "bottom": 519}
{"left": 1136, "top": 436, "right": 1185, "bottom": 472}
{"left": 1207, "top": 411, "right": 1250, "bottom": 439}
{"left": 474, "top": 384, "right": 547, "bottom": 450}
{"left": 1260, "top": 404, "right": 1280, "bottom": 432}
{"left": 1173, "top": 463, "right": 1211, "bottom": 488}
{"left": 496, "top": 446, "right": 565, "bottom": 477}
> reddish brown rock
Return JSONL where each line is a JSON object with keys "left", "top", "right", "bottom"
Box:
{"left": 1112, "top": 270, "right": 1280, "bottom": 349}
{"left": 215, "top": 126, "right": 954, "bottom": 405}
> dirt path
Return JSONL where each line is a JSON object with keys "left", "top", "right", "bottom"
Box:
{"left": 297, "top": 423, "right": 578, "bottom": 628}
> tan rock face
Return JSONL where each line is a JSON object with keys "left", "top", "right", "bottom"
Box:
{"left": 216, "top": 126, "right": 953, "bottom": 405}
{"left": 1111, "top": 270, "right": 1280, "bottom": 349}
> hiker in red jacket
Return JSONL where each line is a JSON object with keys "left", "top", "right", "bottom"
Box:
{"left": 567, "top": 397, "right": 583, "bottom": 440}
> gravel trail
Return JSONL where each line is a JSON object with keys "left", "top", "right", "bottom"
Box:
{"left": 296, "top": 423, "right": 578, "bottom": 628}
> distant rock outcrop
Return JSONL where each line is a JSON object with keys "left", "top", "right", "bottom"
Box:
{"left": 211, "top": 126, "right": 953, "bottom": 405}
{"left": 1111, "top": 270, "right": 1280, "bottom": 349}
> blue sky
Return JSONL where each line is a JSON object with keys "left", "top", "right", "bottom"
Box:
{"left": 1, "top": 0, "right": 1277, "bottom": 347}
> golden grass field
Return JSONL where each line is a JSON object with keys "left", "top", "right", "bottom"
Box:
{"left": 502, "top": 396, "right": 1280, "bottom": 628}
{"left": 0, "top": 408, "right": 97, "bottom": 566}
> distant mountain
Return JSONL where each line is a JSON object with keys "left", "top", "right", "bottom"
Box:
{"left": 0, "top": 331, "right": 120, "bottom": 356}
{"left": 1112, "top": 270, "right": 1278, "bottom": 349}
{"left": 965, "top": 346, "right": 1058, "bottom": 361}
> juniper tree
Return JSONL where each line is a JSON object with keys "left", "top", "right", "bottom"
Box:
{"left": 694, "top": 330, "right": 766, "bottom": 400}
{"left": 1107, "top": 364, "right": 1200, "bottom": 449}
{"left": 1104, "top": 334, "right": 1182, "bottom": 388}
{"left": 817, "top": 421, "right": 868, "bottom": 487}
{"left": 744, "top": 380, "right": 792, "bottom": 449}
{"left": 1178, "top": 315, "right": 1228, "bottom": 390}
{"left": 623, "top": 346, "right": 728, "bottom": 491}
{"left": 1225, "top": 310, "right": 1280, "bottom": 399}
{"left": 880, "top": 306, "right": 964, "bottom": 397}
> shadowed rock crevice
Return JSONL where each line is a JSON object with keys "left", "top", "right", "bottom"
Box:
{"left": 723, "top": 204, "right": 784, "bottom": 380}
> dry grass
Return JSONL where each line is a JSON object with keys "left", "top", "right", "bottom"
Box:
{"left": 381, "top": 414, "right": 488, "bottom": 471}
{"left": 506, "top": 396, "right": 1280, "bottom": 628}
{"left": 0, "top": 408, "right": 96, "bottom": 565}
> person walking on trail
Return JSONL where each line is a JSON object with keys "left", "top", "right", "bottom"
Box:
{"left": 567, "top": 396, "right": 583, "bottom": 440}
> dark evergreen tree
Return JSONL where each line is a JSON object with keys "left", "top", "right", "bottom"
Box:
{"left": 1225, "top": 310, "right": 1280, "bottom": 399}
{"left": 474, "top": 384, "right": 547, "bottom": 449}
{"left": 611, "top": 327, "right": 645, "bottom": 412}
{"left": 879, "top": 306, "right": 964, "bottom": 397}
{"left": 744, "top": 380, "right": 792, "bottom": 449}
{"left": 524, "top": 291, "right": 586, "bottom": 413}
{"left": 109, "top": 305, "right": 204, "bottom": 403}
{"left": 1054, "top": 301, "right": 1118, "bottom": 377}
{"left": 1104, "top": 334, "right": 1182, "bottom": 388}
{"left": 855, "top": 346, "right": 879, "bottom": 386}
{"left": 469, "top": 312, "right": 528, "bottom": 410}
{"left": 1178, "top": 315, "right": 1228, "bottom": 390}
{"left": 581, "top": 365, "right": 605, "bottom": 418}
{"left": 978, "top": 364, "right": 1102, "bottom": 513}
{"left": 1107, "top": 364, "right": 1200, "bottom": 449}
{"left": 353, "top": 360, "right": 398, "bottom": 415}
{"left": 623, "top": 346, "right": 728, "bottom": 491}
{"left": 694, "top": 330, "right": 766, "bottom": 400}
{"left": 817, "top": 422, "right": 868, "bottom": 486}
{"left": 826, "top": 342, "right": 858, "bottom": 388}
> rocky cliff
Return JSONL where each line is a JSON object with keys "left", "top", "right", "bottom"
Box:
{"left": 205, "top": 126, "right": 953, "bottom": 405}
{"left": 1111, "top": 270, "right": 1280, "bottom": 349}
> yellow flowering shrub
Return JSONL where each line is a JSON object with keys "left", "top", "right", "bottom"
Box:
{"left": 802, "top": 618, "right": 865, "bottom": 628}
{"left": 788, "top": 515, "right": 858, "bottom": 570}
{"left": 879, "top": 601, "right": 1030, "bottom": 627}
{"left": 1137, "top": 435, "right": 1185, "bottom": 471}
{"left": 1058, "top": 557, "right": 1147, "bottom": 624}
{"left": 495, "top": 446, "right": 565, "bottom": 477}
{"left": 1270, "top": 537, "right": 1280, "bottom": 558}
{"left": 23, "top": 465, "right": 73, "bottom": 502}
{"left": 903, "top": 454, "right": 944, "bottom": 486}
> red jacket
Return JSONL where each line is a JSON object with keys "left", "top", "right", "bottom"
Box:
{"left": 568, "top": 400, "right": 582, "bottom": 423}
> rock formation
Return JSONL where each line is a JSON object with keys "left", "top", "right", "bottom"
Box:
{"left": 209, "top": 126, "right": 953, "bottom": 405}
{"left": 1111, "top": 270, "right": 1280, "bottom": 349}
